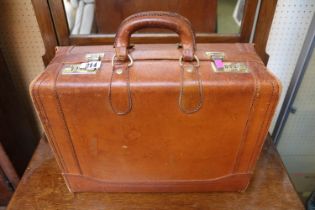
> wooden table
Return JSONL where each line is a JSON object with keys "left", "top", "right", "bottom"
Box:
{"left": 7, "top": 138, "right": 304, "bottom": 210}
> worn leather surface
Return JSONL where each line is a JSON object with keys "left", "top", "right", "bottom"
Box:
{"left": 7, "top": 137, "right": 304, "bottom": 210}
{"left": 30, "top": 12, "right": 280, "bottom": 192}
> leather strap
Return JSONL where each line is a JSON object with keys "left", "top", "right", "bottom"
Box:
{"left": 110, "top": 12, "right": 202, "bottom": 115}
{"left": 109, "top": 62, "right": 132, "bottom": 115}
{"left": 179, "top": 64, "right": 203, "bottom": 113}
{"left": 114, "top": 11, "right": 196, "bottom": 61}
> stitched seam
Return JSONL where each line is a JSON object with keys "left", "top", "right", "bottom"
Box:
{"left": 121, "top": 11, "right": 193, "bottom": 26}
{"left": 32, "top": 72, "right": 68, "bottom": 172}
{"left": 64, "top": 172, "right": 251, "bottom": 184}
{"left": 54, "top": 65, "right": 83, "bottom": 174}
{"left": 109, "top": 63, "right": 132, "bottom": 115}
{"left": 179, "top": 65, "right": 203, "bottom": 113}
{"left": 116, "top": 11, "right": 195, "bottom": 42}
{"left": 247, "top": 75, "right": 277, "bottom": 170}
{"left": 232, "top": 62, "right": 259, "bottom": 173}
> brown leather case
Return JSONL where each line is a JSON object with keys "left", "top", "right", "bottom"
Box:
{"left": 30, "top": 12, "right": 281, "bottom": 192}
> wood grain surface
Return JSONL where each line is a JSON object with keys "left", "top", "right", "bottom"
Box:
{"left": 7, "top": 137, "right": 304, "bottom": 210}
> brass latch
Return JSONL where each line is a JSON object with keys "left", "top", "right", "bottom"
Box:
{"left": 211, "top": 62, "right": 249, "bottom": 73}
{"left": 85, "top": 53, "right": 105, "bottom": 62}
{"left": 62, "top": 53, "right": 104, "bottom": 74}
{"left": 205, "top": 52, "right": 225, "bottom": 70}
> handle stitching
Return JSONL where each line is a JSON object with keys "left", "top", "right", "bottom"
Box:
{"left": 114, "top": 11, "right": 196, "bottom": 52}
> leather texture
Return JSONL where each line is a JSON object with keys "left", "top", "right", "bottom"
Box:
{"left": 30, "top": 12, "right": 281, "bottom": 192}
{"left": 114, "top": 11, "right": 195, "bottom": 61}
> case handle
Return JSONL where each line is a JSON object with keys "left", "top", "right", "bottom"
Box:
{"left": 114, "top": 11, "right": 196, "bottom": 62}
{"left": 110, "top": 12, "right": 203, "bottom": 115}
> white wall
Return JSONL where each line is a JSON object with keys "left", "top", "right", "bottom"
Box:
{"left": 266, "top": 0, "right": 315, "bottom": 194}
{"left": 266, "top": 0, "right": 315, "bottom": 132}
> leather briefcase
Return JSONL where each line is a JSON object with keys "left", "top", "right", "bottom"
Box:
{"left": 30, "top": 12, "right": 281, "bottom": 192}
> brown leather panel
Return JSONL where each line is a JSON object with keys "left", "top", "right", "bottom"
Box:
{"left": 7, "top": 138, "right": 305, "bottom": 209}
{"left": 30, "top": 64, "right": 82, "bottom": 174}
{"left": 233, "top": 63, "right": 281, "bottom": 173}
{"left": 54, "top": 61, "right": 255, "bottom": 181}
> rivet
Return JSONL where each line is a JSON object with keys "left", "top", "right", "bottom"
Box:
{"left": 185, "top": 65, "right": 194, "bottom": 73}
{"left": 115, "top": 68, "right": 123, "bottom": 74}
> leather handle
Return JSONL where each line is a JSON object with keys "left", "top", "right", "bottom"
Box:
{"left": 114, "top": 11, "right": 196, "bottom": 61}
